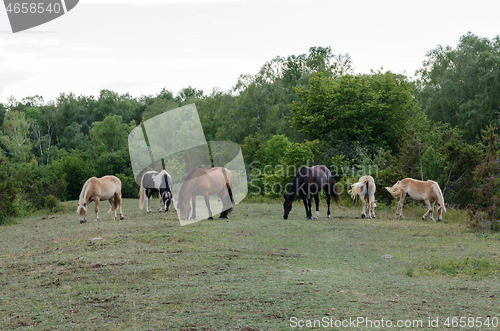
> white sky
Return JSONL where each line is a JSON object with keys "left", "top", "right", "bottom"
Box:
{"left": 0, "top": 0, "right": 499, "bottom": 104}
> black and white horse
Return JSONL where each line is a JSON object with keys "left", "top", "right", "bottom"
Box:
{"left": 139, "top": 170, "right": 176, "bottom": 213}
{"left": 283, "top": 165, "right": 340, "bottom": 220}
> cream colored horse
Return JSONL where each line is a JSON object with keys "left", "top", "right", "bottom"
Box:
{"left": 77, "top": 175, "right": 124, "bottom": 223}
{"left": 177, "top": 167, "right": 233, "bottom": 220}
{"left": 385, "top": 178, "right": 446, "bottom": 222}
{"left": 349, "top": 175, "right": 376, "bottom": 218}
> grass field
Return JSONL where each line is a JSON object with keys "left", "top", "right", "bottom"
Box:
{"left": 1, "top": 198, "right": 499, "bottom": 330}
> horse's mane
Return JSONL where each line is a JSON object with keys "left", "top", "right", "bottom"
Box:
{"left": 431, "top": 181, "right": 446, "bottom": 209}
{"left": 79, "top": 178, "right": 93, "bottom": 204}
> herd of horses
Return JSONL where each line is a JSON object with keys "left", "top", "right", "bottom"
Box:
{"left": 77, "top": 165, "right": 447, "bottom": 224}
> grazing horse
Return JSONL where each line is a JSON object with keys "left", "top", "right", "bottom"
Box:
{"left": 139, "top": 170, "right": 176, "bottom": 213}
{"left": 177, "top": 167, "right": 234, "bottom": 220}
{"left": 385, "top": 178, "right": 446, "bottom": 222}
{"left": 349, "top": 175, "right": 376, "bottom": 218}
{"left": 283, "top": 165, "right": 340, "bottom": 220}
{"left": 77, "top": 175, "right": 124, "bottom": 223}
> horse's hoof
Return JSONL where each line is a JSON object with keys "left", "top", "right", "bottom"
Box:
{"left": 80, "top": 220, "right": 86, "bottom": 224}
{"left": 120, "top": 216, "right": 124, "bottom": 220}
{"left": 306, "top": 217, "right": 312, "bottom": 220}
{"left": 208, "top": 217, "right": 214, "bottom": 220}
{"left": 361, "top": 214, "right": 366, "bottom": 218}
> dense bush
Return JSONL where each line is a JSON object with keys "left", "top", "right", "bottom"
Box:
{"left": 0, "top": 156, "right": 19, "bottom": 224}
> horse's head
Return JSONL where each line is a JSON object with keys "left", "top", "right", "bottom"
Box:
{"left": 283, "top": 194, "right": 293, "bottom": 220}
{"left": 77, "top": 202, "right": 87, "bottom": 223}
{"left": 161, "top": 191, "right": 172, "bottom": 212}
{"left": 177, "top": 197, "right": 191, "bottom": 220}
{"left": 437, "top": 203, "right": 447, "bottom": 222}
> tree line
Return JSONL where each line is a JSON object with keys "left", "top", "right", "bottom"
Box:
{"left": 1, "top": 32, "right": 500, "bottom": 230}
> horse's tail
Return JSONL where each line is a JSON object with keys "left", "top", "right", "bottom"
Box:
{"left": 329, "top": 175, "right": 341, "bottom": 205}
{"left": 223, "top": 169, "right": 234, "bottom": 215}
{"left": 139, "top": 175, "right": 145, "bottom": 209}
{"left": 349, "top": 181, "right": 366, "bottom": 200}
{"left": 385, "top": 181, "right": 403, "bottom": 198}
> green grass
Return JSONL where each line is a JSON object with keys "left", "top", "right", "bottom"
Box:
{"left": 1, "top": 199, "right": 499, "bottom": 330}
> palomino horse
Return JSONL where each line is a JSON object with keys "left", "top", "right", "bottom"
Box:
{"left": 77, "top": 175, "right": 124, "bottom": 223}
{"left": 385, "top": 178, "right": 446, "bottom": 222}
{"left": 139, "top": 170, "right": 176, "bottom": 213}
{"left": 177, "top": 167, "right": 234, "bottom": 220}
{"left": 283, "top": 165, "right": 340, "bottom": 220}
{"left": 349, "top": 175, "right": 376, "bottom": 218}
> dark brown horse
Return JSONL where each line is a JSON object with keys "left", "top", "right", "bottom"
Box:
{"left": 283, "top": 165, "right": 340, "bottom": 220}
{"left": 177, "top": 167, "right": 234, "bottom": 220}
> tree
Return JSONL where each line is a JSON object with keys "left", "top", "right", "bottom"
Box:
{"left": 291, "top": 71, "right": 419, "bottom": 153}
{"left": 0, "top": 156, "right": 18, "bottom": 224}
{"left": 90, "top": 115, "right": 129, "bottom": 154}
{"left": 417, "top": 32, "right": 500, "bottom": 143}
{"left": 468, "top": 125, "right": 500, "bottom": 231}
{"left": 1, "top": 110, "right": 33, "bottom": 163}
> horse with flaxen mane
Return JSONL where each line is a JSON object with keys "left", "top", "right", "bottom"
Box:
{"left": 283, "top": 165, "right": 340, "bottom": 220}
{"left": 385, "top": 178, "right": 446, "bottom": 222}
{"left": 349, "top": 175, "right": 376, "bottom": 218}
{"left": 177, "top": 167, "right": 234, "bottom": 220}
{"left": 77, "top": 175, "right": 124, "bottom": 223}
{"left": 139, "top": 170, "right": 176, "bottom": 213}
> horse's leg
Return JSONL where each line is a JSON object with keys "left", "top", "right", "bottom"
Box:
{"left": 158, "top": 193, "right": 163, "bottom": 212}
{"left": 326, "top": 192, "right": 331, "bottom": 219}
{"left": 108, "top": 198, "right": 116, "bottom": 220}
{"left": 396, "top": 193, "right": 406, "bottom": 219}
{"left": 300, "top": 192, "right": 309, "bottom": 220}
{"left": 313, "top": 194, "right": 320, "bottom": 219}
{"left": 172, "top": 195, "right": 177, "bottom": 211}
{"left": 369, "top": 194, "right": 376, "bottom": 218}
{"left": 117, "top": 192, "right": 124, "bottom": 219}
{"left": 191, "top": 196, "right": 197, "bottom": 220}
{"left": 202, "top": 194, "right": 214, "bottom": 220}
{"left": 422, "top": 200, "right": 435, "bottom": 221}
{"left": 94, "top": 200, "right": 100, "bottom": 222}
{"left": 307, "top": 196, "right": 312, "bottom": 220}
{"left": 361, "top": 195, "right": 367, "bottom": 218}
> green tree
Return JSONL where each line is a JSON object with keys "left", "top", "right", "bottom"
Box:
{"left": 468, "top": 125, "right": 500, "bottom": 231}
{"left": 417, "top": 32, "right": 500, "bottom": 143}
{"left": 0, "top": 156, "right": 19, "bottom": 224}
{"left": 291, "top": 71, "right": 418, "bottom": 153}
{"left": 90, "top": 115, "right": 130, "bottom": 154}
{"left": 1, "top": 110, "right": 33, "bottom": 163}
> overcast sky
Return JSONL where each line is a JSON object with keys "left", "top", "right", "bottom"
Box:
{"left": 0, "top": 0, "right": 499, "bottom": 104}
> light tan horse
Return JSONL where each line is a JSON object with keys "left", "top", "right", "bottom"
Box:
{"left": 385, "top": 178, "right": 446, "bottom": 222}
{"left": 77, "top": 175, "right": 124, "bottom": 223}
{"left": 177, "top": 167, "right": 233, "bottom": 220}
{"left": 349, "top": 175, "right": 376, "bottom": 218}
